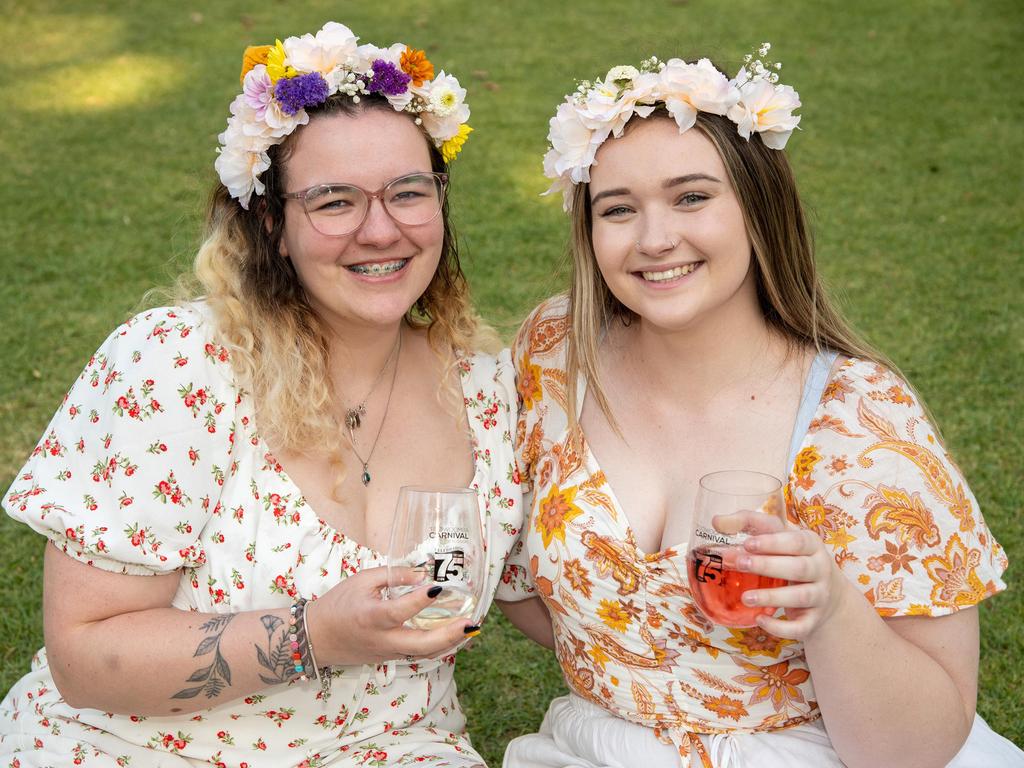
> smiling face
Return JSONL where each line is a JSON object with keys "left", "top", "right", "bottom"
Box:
{"left": 587, "top": 116, "right": 756, "bottom": 334}
{"left": 278, "top": 108, "right": 444, "bottom": 334}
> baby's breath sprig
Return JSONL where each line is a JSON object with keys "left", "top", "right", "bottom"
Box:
{"left": 640, "top": 56, "right": 665, "bottom": 74}
{"left": 738, "top": 41, "right": 782, "bottom": 86}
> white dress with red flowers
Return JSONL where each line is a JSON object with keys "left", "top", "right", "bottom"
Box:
{"left": 1, "top": 303, "right": 526, "bottom": 768}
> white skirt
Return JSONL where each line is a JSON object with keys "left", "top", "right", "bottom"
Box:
{"left": 503, "top": 694, "right": 1024, "bottom": 768}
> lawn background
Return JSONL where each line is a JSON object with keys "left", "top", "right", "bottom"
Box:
{"left": 1, "top": 0, "right": 1021, "bottom": 764}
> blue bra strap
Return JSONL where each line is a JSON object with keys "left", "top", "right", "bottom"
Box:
{"left": 786, "top": 350, "right": 840, "bottom": 470}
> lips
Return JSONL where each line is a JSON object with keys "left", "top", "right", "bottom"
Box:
{"left": 345, "top": 258, "right": 409, "bottom": 276}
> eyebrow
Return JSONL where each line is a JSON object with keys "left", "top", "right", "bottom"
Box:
{"left": 590, "top": 173, "right": 723, "bottom": 206}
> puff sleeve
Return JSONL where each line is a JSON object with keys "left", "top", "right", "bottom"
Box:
{"left": 494, "top": 301, "right": 569, "bottom": 601}
{"left": 3, "top": 305, "right": 238, "bottom": 576}
{"left": 788, "top": 358, "right": 1008, "bottom": 618}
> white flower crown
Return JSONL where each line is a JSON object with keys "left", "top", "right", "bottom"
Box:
{"left": 215, "top": 21, "right": 473, "bottom": 209}
{"left": 542, "top": 43, "right": 801, "bottom": 209}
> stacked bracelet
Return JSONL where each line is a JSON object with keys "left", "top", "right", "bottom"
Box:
{"left": 288, "top": 599, "right": 312, "bottom": 682}
{"left": 289, "top": 597, "right": 332, "bottom": 699}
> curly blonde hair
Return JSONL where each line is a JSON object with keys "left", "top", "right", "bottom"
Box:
{"left": 174, "top": 94, "right": 496, "bottom": 459}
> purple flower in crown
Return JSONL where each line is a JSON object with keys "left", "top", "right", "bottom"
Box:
{"left": 274, "top": 72, "right": 330, "bottom": 116}
{"left": 367, "top": 59, "right": 412, "bottom": 96}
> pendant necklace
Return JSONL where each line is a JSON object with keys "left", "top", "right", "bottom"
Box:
{"left": 346, "top": 330, "right": 402, "bottom": 486}
{"left": 344, "top": 331, "right": 402, "bottom": 431}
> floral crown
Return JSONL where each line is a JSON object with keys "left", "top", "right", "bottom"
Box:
{"left": 215, "top": 21, "right": 473, "bottom": 209}
{"left": 543, "top": 43, "right": 801, "bottom": 208}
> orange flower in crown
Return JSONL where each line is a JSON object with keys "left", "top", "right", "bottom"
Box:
{"left": 401, "top": 47, "right": 435, "bottom": 86}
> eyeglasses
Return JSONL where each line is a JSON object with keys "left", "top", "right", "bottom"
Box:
{"left": 281, "top": 172, "right": 448, "bottom": 236}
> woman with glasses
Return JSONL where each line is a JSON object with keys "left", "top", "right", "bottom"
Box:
{"left": 1, "top": 21, "right": 526, "bottom": 767}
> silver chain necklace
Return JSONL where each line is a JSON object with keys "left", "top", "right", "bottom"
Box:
{"left": 343, "top": 331, "right": 402, "bottom": 431}
{"left": 346, "top": 330, "right": 402, "bottom": 486}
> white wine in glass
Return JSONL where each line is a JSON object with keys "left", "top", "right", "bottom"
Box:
{"left": 386, "top": 486, "right": 484, "bottom": 629}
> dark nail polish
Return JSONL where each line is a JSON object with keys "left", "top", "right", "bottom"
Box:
{"left": 463, "top": 624, "right": 481, "bottom": 634}
{"left": 427, "top": 586, "right": 442, "bottom": 598}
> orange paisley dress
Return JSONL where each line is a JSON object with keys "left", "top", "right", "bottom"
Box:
{"left": 500, "top": 296, "right": 1012, "bottom": 768}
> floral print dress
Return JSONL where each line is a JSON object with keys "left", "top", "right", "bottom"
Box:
{"left": 1, "top": 303, "right": 526, "bottom": 768}
{"left": 500, "top": 296, "right": 1010, "bottom": 767}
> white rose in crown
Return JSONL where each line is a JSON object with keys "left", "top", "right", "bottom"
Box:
{"left": 579, "top": 72, "right": 659, "bottom": 138}
{"left": 729, "top": 70, "right": 801, "bottom": 149}
{"left": 284, "top": 21, "right": 359, "bottom": 78}
{"left": 214, "top": 142, "right": 271, "bottom": 206}
{"left": 657, "top": 58, "right": 740, "bottom": 132}
{"left": 356, "top": 42, "right": 405, "bottom": 69}
{"left": 546, "top": 101, "right": 603, "bottom": 184}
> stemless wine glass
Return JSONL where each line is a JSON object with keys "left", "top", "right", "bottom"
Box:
{"left": 687, "top": 470, "right": 789, "bottom": 627}
{"left": 386, "top": 486, "right": 484, "bottom": 630}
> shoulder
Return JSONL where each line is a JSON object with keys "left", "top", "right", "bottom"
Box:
{"left": 827, "top": 357, "right": 918, "bottom": 406}
{"left": 815, "top": 356, "right": 928, "bottom": 437}
{"left": 97, "top": 303, "right": 235, "bottom": 387}
{"left": 111, "top": 302, "right": 220, "bottom": 352}
{"left": 512, "top": 293, "right": 571, "bottom": 365}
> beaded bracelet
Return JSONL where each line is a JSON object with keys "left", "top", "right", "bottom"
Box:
{"left": 288, "top": 599, "right": 311, "bottom": 682}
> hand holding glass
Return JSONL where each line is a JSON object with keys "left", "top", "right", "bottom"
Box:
{"left": 687, "top": 470, "right": 789, "bottom": 627}
{"left": 386, "top": 487, "right": 483, "bottom": 630}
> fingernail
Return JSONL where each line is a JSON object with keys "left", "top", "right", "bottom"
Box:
{"left": 427, "top": 586, "right": 442, "bottom": 599}
{"left": 737, "top": 555, "right": 752, "bottom": 569}
{"left": 742, "top": 591, "right": 759, "bottom": 606}
{"left": 462, "top": 624, "right": 481, "bottom": 635}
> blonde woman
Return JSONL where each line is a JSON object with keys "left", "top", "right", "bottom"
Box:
{"left": 497, "top": 50, "right": 1022, "bottom": 767}
{"left": 1, "top": 21, "right": 525, "bottom": 767}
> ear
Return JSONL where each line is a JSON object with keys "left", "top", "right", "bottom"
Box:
{"left": 277, "top": 225, "right": 289, "bottom": 259}
{"left": 258, "top": 200, "right": 289, "bottom": 259}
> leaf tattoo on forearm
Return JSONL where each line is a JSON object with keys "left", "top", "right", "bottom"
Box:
{"left": 172, "top": 614, "right": 235, "bottom": 699}
{"left": 254, "top": 614, "right": 293, "bottom": 685}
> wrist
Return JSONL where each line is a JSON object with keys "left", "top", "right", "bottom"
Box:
{"left": 297, "top": 598, "right": 333, "bottom": 699}
{"left": 804, "top": 568, "right": 865, "bottom": 647}
{"left": 302, "top": 598, "right": 328, "bottom": 668}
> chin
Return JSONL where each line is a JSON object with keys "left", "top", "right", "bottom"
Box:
{"left": 618, "top": 298, "right": 698, "bottom": 332}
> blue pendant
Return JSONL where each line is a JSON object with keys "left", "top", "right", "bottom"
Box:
{"left": 361, "top": 469, "right": 371, "bottom": 485}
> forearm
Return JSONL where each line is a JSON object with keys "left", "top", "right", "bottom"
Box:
{"left": 497, "top": 597, "right": 555, "bottom": 650}
{"left": 803, "top": 587, "right": 974, "bottom": 768}
{"left": 50, "top": 604, "right": 304, "bottom": 716}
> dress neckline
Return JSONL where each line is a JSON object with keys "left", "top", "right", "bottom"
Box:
{"left": 254, "top": 351, "right": 487, "bottom": 562}
{"left": 573, "top": 349, "right": 844, "bottom": 560}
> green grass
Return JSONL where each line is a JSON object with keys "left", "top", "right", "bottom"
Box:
{"left": 2, "top": 0, "right": 1022, "bottom": 764}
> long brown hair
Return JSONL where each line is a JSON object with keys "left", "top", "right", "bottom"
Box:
{"left": 566, "top": 109, "right": 891, "bottom": 425}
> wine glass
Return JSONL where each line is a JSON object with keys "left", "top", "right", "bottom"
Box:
{"left": 687, "top": 470, "right": 789, "bottom": 627}
{"left": 386, "top": 486, "right": 484, "bottom": 629}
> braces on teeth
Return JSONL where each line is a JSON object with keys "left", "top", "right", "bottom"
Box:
{"left": 351, "top": 260, "right": 406, "bottom": 275}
